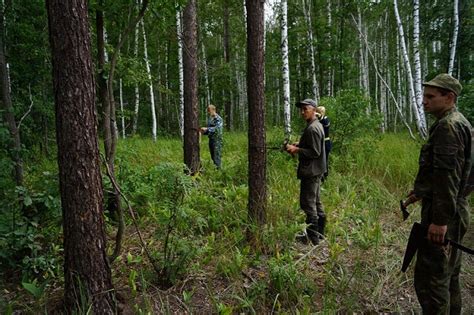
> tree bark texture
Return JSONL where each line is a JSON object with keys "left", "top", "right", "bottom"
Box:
{"left": 45, "top": 0, "right": 115, "bottom": 313}
{"left": 176, "top": 8, "right": 184, "bottom": 137}
{"left": 280, "top": 0, "right": 291, "bottom": 138}
{"left": 223, "top": 0, "right": 232, "bottom": 130}
{"left": 246, "top": 0, "right": 266, "bottom": 230}
{"left": 183, "top": 0, "right": 200, "bottom": 175}
{"left": 448, "top": 0, "right": 459, "bottom": 75}
{"left": 0, "top": 5, "right": 23, "bottom": 185}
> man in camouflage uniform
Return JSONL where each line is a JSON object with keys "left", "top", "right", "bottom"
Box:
{"left": 404, "top": 74, "right": 472, "bottom": 314}
{"left": 286, "top": 99, "right": 326, "bottom": 245}
{"left": 200, "top": 104, "right": 223, "bottom": 169}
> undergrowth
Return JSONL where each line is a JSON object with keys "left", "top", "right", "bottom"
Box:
{"left": 2, "top": 130, "right": 472, "bottom": 313}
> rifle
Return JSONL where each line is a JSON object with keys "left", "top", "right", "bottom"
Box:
{"left": 401, "top": 222, "right": 474, "bottom": 272}
{"left": 267, "top": 138, "right": 290, "bottom": 152}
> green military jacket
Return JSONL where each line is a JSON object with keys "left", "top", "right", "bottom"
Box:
{"left": 414, "top": 108, "right": 472, "bottom": 225}
{"left": 297, "top": 118, "right": 326, "bottom": 179}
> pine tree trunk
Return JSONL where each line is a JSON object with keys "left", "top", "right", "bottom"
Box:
{"left": 183, "top": 0, "right": 200, "bottom": 175}
{"left": 46, "top": 0, "right": 115, "bottom": 312}
{"left": 0, "top": 6, "right": 23, "bottom": 186}
{"left": 246, "top": 0, "right": 266, "bottom": 242}
{"left": 280, "top": 0, "right": 291, "bottom": 138}
{"left": 448, "top": 0, "right": 459, "bottom": 75}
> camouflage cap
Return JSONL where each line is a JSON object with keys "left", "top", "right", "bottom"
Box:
{"left": 296, "top": 98, "right": 317, "bottom": 108}
{"left": 423, "top": 73, "right": 462, "bottom": 96}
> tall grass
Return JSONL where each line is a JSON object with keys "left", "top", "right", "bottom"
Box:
{"left": 4, "top": 130, "right": 473, "bottom": 313}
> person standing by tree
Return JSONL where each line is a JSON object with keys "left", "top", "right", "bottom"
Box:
{"left": 286, "top": 99, "right": 326, "bottom": 245}
{"left": 316, "top": 106, "right": 331, "bottom": 180}
{"left": 200, "top": 105, "right": 223, "bottom": 169}
{"left": 403, "top": 74, "right": 472, "bottom": 314}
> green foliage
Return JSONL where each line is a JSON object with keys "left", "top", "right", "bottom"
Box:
{"left": 458, "top": 83, "right": 474, "bottom": 124}
{"left": 320, "top": 89, "right": 381, "bottom": 153}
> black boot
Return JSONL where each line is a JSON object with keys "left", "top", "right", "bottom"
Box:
{"left": 317, "top": 216, "right": 326, "bottom": 239}
{"left": 306, "top": 223, "right": 319, "bottom": 245}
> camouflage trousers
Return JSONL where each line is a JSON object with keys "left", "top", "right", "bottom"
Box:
{"left": 414, "top": 197, "right": 470, "bottom": 314}
{"left": 209, "top": 138, "right": 222, "bottom": 168}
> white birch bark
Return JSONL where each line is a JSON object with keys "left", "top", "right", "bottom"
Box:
{"left": 448, "top": 0, "right": 459, "bottom": 75}
{"left": 393, "top": 0, "right": 427, "bottom": 138}
{"left": 413, "top": 0, "right": 423, "bottom": 118}
{"left": 141, "top": 19, "right": 157, "bottom": 142}
{"left": 326, "top": 0, "right": 332, "bottom": 96}
{"left": 351, "top": 13, "right": 416, "bottom": 139}
{"left": 357, "top": 7, "right": 369, "bottom": 96}
{"left": 176, "top": 8, "right": 184, "bottom": 137}
{"left": 119, "top": 78, "right": 126, "bottom": 138}
{"left": 281, "top": 0, "right": 291, "bottom": 137}
{"left": 302, "top": 0, "right": 319, "bottom": 102}
{"left": 132, "top": 20, "right": 140, "bottom": 135}
{"left": 201, "top": 42, "right": 211, "bottom": 106}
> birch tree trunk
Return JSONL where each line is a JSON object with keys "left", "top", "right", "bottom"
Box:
{"left": 326, "top": 0, "right": 333, "bottom": 96}
{"left": 119, "top": 78, "right": 125, "bottom": 138}
{"left": 132, "top": 16, "right": 140, "bottom": 135}
{"left": 393, "top": 0, "right": 427, "bottom": 138}
{"left": 413, "top": 0, "right": 423, "bottom": 117}
{"left": 302, "top": 0, "right": 319, "bottom": 102}
{"left": 176, "top": 7, "right": 184, "bottom": 137}
{"left": 448, "top": 0, "right": 459, "bottom": 75}
{"left": 280, "top": 0, "right": 291, "bottom": 138}
{"left": 201, "top": 42, "right": 211, "bottom": 106}
{"left": 141, "top": 19, "right": 157, "bottom": 142}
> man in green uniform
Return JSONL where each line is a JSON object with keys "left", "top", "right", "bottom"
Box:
{"left": 404, "top": 74, "right": 472, "bottom": 314}
{"left": 286, "top": 99, "right": 326, "bottom": 245}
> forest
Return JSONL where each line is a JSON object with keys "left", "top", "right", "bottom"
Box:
{"left": 0, "top": 0, "right": 473, "bottom": 313}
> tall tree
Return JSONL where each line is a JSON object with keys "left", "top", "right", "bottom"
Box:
{"left": 223, "top": 0, "right": 232, "bottom": 130}
{"left": 176, "top": 7, "right": 184, "bottom": 137}
{"left": 183, "top": 0, "right": 200, "bottom": 174}
{"left": 141, "top": 18, "right": 157, "bottom": 141}
{"left": 246, "top": 0, "right": 266, "bottom": 242}
{"left": 45, "top": 0, "right": 115, "bottom": 312}
{"left": 393, "top": 0, "right": 427, "bottom": 138}
{"left": 448, "top": 0, "right": 459, "bottom": 75}
{"left": 0, "top": 3, "right": 23, "bottom": 186}
{"left": 413, "top": 0, "right": 422, "bottom": 118}
{"left": 280, "top": 0, "right": 291, "bottom": 138}
{"left": 302, "top": 0, "right": 319, "bottom": 102}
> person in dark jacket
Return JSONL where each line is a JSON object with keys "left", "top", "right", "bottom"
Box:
{"left": 403, "top": 73, "right": 472, "bottom": 314}
{"left": 286, "top": 99, "right": 327, "bottom": 245}
{"left": 316, "top": 106, "right": 331, "bottom": 180}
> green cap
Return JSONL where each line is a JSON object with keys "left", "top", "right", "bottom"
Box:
{"left": 423, "top": 73, "right": 462, "bottom": 96}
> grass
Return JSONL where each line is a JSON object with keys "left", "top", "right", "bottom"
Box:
{"left": 1, "top": 130, "right": 473, "bottom": 313}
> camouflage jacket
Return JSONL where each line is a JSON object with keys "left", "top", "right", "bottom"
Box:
{"left": 297, "top": 118, "right": 326, "bottom": 179}
{"left": 414, "top": 108, "right": 472, "bottom": 226}
{"left": 204, "top": 114, "right": 223, "bottom": 141}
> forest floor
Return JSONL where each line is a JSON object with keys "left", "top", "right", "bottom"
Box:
{"left": 1, "top": 132, "right": 473, "bottom": 314}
